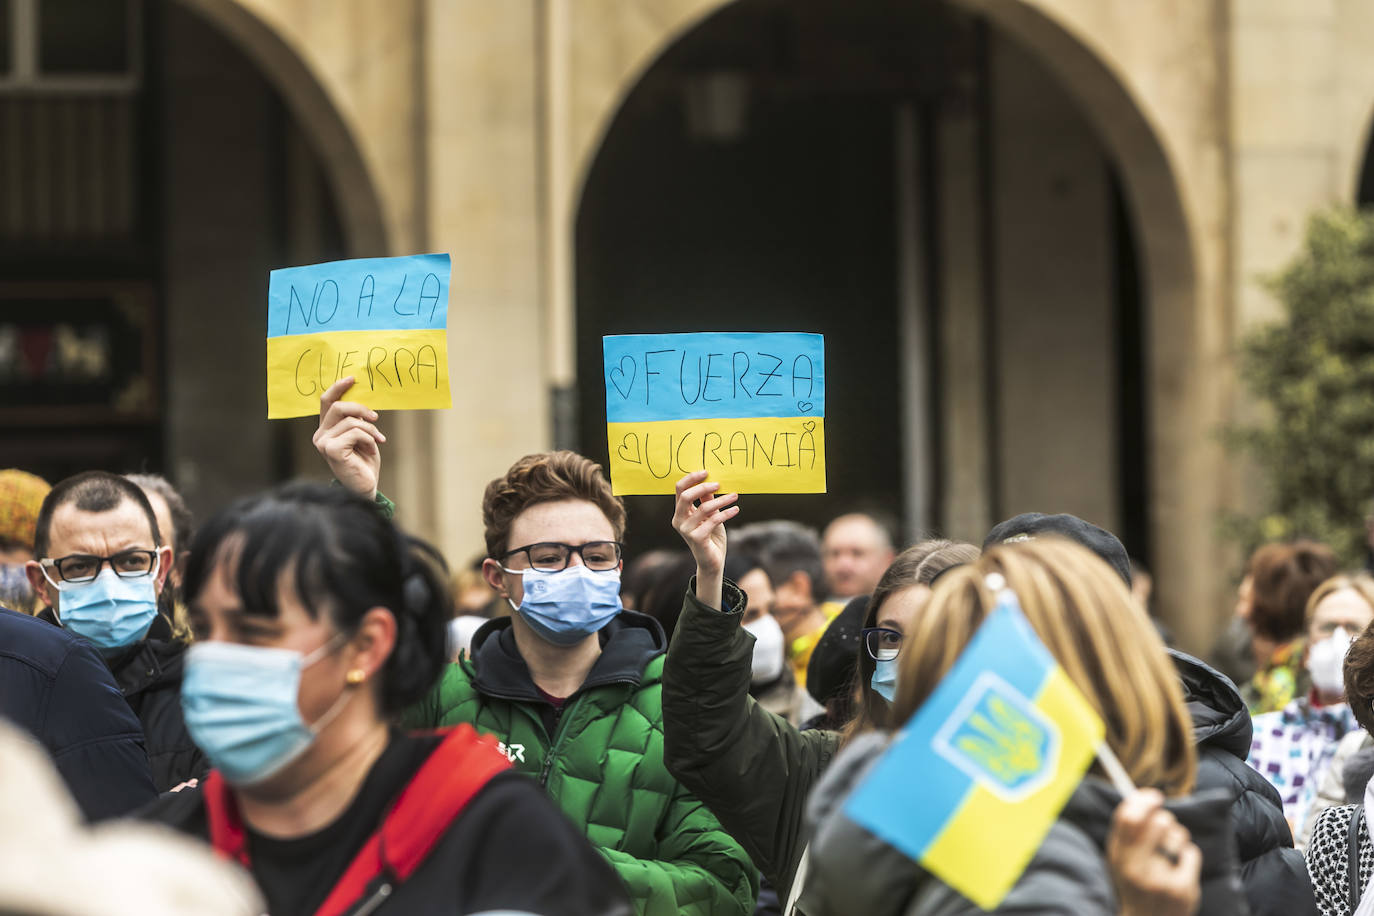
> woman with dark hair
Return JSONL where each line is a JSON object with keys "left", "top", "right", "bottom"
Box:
{"left": 663, "top": 470, "right": 977, "bottom": 906}
{"left": 842, "top": 540, "right": 980, "bottom": 743}
{"left": 142, "top": 483, "right": 629, "bottom": 916}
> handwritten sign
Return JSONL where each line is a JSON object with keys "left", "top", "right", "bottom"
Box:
{"left": 603, "top": 332, "right": 826, "bottom": 494}
{"left": 266, "top": 254, "right": 452, "bottom": 419}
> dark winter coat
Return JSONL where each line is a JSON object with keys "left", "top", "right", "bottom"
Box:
{"left": 143, "top": 730, "right": 633, "bottom": 916}
{"left": 1172, "top": 649, "right": 1319, "bottom": 916}
{"left": 39, "top": 609, "right": 207, "bottom": 792}
{"left": 0, "top": 607, "right": 156, "bottom": 820}
{"left": 662, "top": 583, "right": 840, "bottom": 897}
{"left": 402, "top": 610, "right": 758, "bottom": 916}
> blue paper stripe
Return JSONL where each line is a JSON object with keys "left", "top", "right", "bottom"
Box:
{"left": 603, "top": 333, "right": 824, "bottom": 423}
{"left": 268, "top": 253, "right": 450, "bottom": 337}
{"left": 842, "top": 601, "right": 1053, "bottom": 859}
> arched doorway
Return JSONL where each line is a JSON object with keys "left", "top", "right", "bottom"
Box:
{"left": 574, "top": 0, "right": 1183, "bottom": 580}
{"left": 0, "top": 0, "right": 387, "bottom": 519}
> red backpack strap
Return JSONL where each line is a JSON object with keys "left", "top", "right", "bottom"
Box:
{"left": 203, "top": 770, "right": 252, "bottom": 868}
{"left": 313, "top": 724, "right": 512, "bottom": 916}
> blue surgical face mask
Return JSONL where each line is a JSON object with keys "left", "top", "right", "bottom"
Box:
{"left": 49, "top": 565, "right": 159, "bottom": 655}
{"left": 871, "top": 657, "right": 899, "bottom": 703}
{"left": 504, "top": 564, "right": 622, "bottom": 648}
{"left": 181, "top": 638, "right": 349, "bottom": 785}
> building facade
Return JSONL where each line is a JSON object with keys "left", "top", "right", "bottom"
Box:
{"left": 2, "top": 0, "right": 1371, "bottom": 652}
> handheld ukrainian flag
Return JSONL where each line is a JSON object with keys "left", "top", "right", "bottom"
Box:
{"left": 842, "top": 576, "right": 1106, "bottom": 910}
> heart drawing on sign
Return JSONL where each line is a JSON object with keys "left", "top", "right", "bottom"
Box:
{"left": 617, "top": 432, "right": 642, "bottom": 465}
{"left": 609, "top": 356, "right": 637, "bottom": 400}
{"left": 797, "top": 401, "right": 814, "bottom": 413}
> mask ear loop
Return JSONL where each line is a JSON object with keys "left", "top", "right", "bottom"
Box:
{"left": 299, "top": 631, "right": 361, "bottom": 737}
{"left": 499, "top": 566, "right": 525, "bottom": 613}
{"left": 39, "top": 563, "right": 65, "bottom": 594}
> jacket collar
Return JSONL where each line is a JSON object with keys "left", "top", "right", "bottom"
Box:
{"left": 36, "top": 607, "right": 181, "bottom": 694}
{"left": 1169, "top": 648, "right": 1253, "bottom": 761}
{"left": 465, "top": 610, "right": 665, "bottom": 702}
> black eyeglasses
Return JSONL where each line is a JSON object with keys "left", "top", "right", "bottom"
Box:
{"left": 41, "top": 549, "right": 159, "bottom": 584}
{"left": 502, "top": 541, "right": 623, "bottom": 572}
{"left": 861, "top": 626, "right": 903, "bottom": 661}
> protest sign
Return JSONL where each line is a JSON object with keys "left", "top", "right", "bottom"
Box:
{"left": 603, "top": 332, "right": 826, "bottom": 495}
{"left": 842, "top": 585, "right": 1104, "bottom": 909}
{"left": 266, "top": 253, "right": 452, "bottom": 419}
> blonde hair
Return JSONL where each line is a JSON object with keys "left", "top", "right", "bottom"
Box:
{"left": 892, "top": 538, "right": 1196, "bottom": 796}
{"left": 1305, "top": 573, "right": 1374, "bottom": 624}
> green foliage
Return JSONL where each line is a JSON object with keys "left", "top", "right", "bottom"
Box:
{"left": 1225, "top": 208, "right": 1374, "bottom": 567}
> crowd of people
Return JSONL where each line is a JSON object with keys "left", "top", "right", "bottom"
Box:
{"left": 2, "top": 373, "right": 1374, "bottom": 915}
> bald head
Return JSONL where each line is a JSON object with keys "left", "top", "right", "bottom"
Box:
{"left": 822, "top": 513, "right": 895, "bottom": 599}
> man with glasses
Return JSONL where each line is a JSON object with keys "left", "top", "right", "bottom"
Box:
{"left": 25, "top": 471, "right": 207, "bottom": 792}
{"left": 314, "top": 377, "right": 755, "bottom": 915}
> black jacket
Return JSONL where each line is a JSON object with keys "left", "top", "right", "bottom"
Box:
{"left": 39, "top": 609, "right": 207, "bottom": 791}
{"left": 143, "top": 732, "right": 632, "bottom": 916}
{"left": 1172, "top": 649, "right": 1319, "bottom": 916}
{"left": 0, "top": 607, "right": 157, "bottom": 820}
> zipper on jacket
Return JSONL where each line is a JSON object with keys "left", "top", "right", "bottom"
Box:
{"left": 538, "top": 694, "right": 585, "bottom": 786}
{"left": 349, "top": 881, "right": 393, "bottom": 916}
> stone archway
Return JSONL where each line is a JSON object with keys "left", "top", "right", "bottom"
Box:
{"left": 175, "top": 0, "right": 390, "bottom": 256}
{"left": 569, "top": 0, "right": 1214, "bottom": 649}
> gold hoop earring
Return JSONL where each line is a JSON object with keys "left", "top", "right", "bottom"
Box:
{"left": 345, "top": 669, "right": 366, "bottom": 686}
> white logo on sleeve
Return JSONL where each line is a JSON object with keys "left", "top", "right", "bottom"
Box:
{"left": 497, "top": 741, "right": 526, "bottom": 763}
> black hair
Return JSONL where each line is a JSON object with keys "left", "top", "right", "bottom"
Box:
{"left": 732, "top": 520, "right": 824, "bottom": 600}
{"left": 183, "top": 482, "right": 450, "bottom": 716}
{"left": 35, "top": 471, "right": 162, "bottom": 558}
{"left": 126, "top": 473, "right": 195, "bottom": 552}
{"left": 637, "top": 551, "right": 697, "bottom": 641}
{"left": 723, "top": 549, "right": 765, "bottom": 584}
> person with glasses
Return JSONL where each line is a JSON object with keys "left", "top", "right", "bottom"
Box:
{"left": 665, "top": 465, "right": 977, "bottom": 908}
{"left": 313, "top": 378, "right": 757, "bottom": 916}
{"left": 24, "top": 471, "right": 208, "bottom": 792}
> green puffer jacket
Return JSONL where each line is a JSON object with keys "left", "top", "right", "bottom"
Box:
{"left": 402, "top": 610, "right": 757, "bottom": 916}
{"left": 663, "top": 583, "right": 841, "bottom": 898}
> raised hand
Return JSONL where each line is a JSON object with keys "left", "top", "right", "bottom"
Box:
{"left": 313, "top": 376, "right": 386, "bottom": 500}
{"left": 672, "top": 470, "right": 739, "bottom": 611}
{"left": 1107, "top": 789, "right": 1201, "bottom": 916}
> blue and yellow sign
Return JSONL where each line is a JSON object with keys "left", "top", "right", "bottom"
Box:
{"left": 266, "top": 254, "right": 452, "bottom": 418}
{"left": 842, "top": 591, "right": 1104, "bottom": 909}
{"left": 602, "top": 332, "right": 826, "bottom": 494}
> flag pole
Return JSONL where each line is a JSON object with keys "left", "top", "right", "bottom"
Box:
{"left": 1095, "top": 741, "right": 1137, "bottom": 797}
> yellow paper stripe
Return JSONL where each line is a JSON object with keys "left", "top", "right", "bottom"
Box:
{"left": 267, "top": 328, "right": 451, "bottom": 419}
{"left": 606, "top": 417, "right": 825, "bottom": 495}
{"left": 920, "top": 667, "right": 1104, "bottom": 909}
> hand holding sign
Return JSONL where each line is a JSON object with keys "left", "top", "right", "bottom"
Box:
{"left": 672, "top": 470, "right": 739, "bottom": 611}
{"left": 267, "top": 253, "right": 452, "bottom": 419}
{"left": 604, "top": 332, "right": 826, "bottom": 495}
{"left": 313, "top": 376, "right": 385, "bottom": 500}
